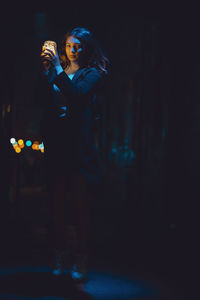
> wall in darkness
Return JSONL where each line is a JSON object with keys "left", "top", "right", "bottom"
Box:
{"left": 1, "top": 5, "right": 200, "bottom": 290}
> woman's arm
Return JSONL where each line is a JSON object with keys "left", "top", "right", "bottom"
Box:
{"left": 41, "top": 47, "right": 102, "bottom": 103}
{"left": 53, "top": 68, "right": 102, "bottom": 101}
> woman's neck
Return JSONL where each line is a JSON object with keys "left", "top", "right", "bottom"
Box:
{"left": 65, "top": 62, "right": 80, "bottom": 75}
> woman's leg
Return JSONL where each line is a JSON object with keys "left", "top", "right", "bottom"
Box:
{"left": 49, "top": 175, "right": 67, "bottom": 251}
{"left": 69, "top": 171, "right": 92, "bottom": 280}
{"left": 70, "top": 172, "right": 90, "bottom": 256}
{"left": 48, "top": 174, "right": 71, "bottom": 275}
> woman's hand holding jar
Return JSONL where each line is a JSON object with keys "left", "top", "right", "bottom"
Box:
{"left": 41, "top": 41, "right": 63, "bottom": 74}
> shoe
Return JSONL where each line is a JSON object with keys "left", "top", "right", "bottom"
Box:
{"left": 51, "top": 249, "right": 69, "bottom": 276}
{"left": 71, "top": 253, "right": 88, "bottom": 282}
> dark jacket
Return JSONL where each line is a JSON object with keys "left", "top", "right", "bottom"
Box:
{"left": 39, "top": 66, "right": 105, "bottom": 183}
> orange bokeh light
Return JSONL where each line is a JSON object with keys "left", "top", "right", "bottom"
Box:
{"left": 32, "top": 141, "right": 40, "bottom": 150}
{"left": 32, "top": 143, "right": 40, "bottom": 150}
{"left": 18, "top": 139, "right": 24, "bottom": 146}
{"left": 15, "top": 147, "right": 21, "bottom": 153}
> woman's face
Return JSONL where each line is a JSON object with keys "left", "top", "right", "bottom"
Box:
{"left": 65, "top": 35, "right": 83, "bottom": 64}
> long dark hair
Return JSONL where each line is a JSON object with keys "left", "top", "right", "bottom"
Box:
{"left": 59, "top": 27, "right": 109, "bottom": 74}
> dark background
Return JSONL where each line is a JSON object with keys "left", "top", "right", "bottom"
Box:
{"left": 1, "top": 3, "right": 200, "bottom": 297}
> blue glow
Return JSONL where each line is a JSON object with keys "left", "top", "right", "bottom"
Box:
{"left": 0, "top": 266, "right": 50, "bottom": 275}
{"left": 111, "top": 147, "right": 117, "bottom": 153}
{"left": 0, "top": 266, "right": 159, "bottom": 299}
{"left": 59, "top": 106, "right": 67, "bottom": 118}
{"left": 84, "top": 271, "right": 158, "bottom": 299}
{"left": 26, "top": 140, "right": 32, "bottom": 147}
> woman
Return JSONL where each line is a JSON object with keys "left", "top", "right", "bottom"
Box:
{"left": 40, "top": 27, "right": 109, "bottom": 281}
